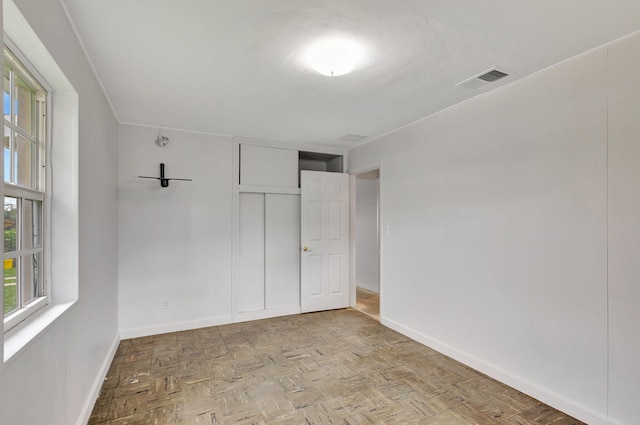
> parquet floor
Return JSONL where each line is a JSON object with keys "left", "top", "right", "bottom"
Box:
{"left": 354, "top": 287, "right": 380, "bottom": 320}
{"left": 89, "top": 309, "right": 584, "bottom": 425}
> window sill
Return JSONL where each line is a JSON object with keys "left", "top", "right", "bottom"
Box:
{"left": 2, "top": 300, "right": 76, "bottom": 371}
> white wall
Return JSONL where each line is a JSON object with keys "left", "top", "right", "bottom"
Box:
{"left": 118, "top": 125, "right": 233, "bottom": 338}
{"left": 355, "top": 177, "right": 379, "bottom": 293}
{"left": 0, "top": 0, "right": 119, "bottom": 424}
{"left": 607, "top": 34, "right": 640, "bottom": 425}
{"left": 348, "top": 34, "right": 640, "bottom": 425}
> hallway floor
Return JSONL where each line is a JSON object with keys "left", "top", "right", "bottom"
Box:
{"left": 354, "top": 286, "right": 380, "bottom": 320}
{"left": 89, "top": 309, "right": 583, "bottom": 425}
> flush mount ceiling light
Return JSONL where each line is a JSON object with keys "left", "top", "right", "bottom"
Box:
{"left": 306, "top": 36, "right": 366, "bottom": 77}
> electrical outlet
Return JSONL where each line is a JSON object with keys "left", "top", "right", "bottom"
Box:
{"left": 162, "top": 300, "right": 169, "bottom": 310}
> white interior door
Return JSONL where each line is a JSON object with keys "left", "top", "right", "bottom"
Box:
{"left": 301, "top": 171, "right": 350, "bottom": 313}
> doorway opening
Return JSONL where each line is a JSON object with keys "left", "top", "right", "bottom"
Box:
{"left": 353, "top": 169, "right": 380, "bottom": 320}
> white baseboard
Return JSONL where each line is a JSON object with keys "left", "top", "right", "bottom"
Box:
{"left": 381, "top": 317, "right": 620, "bottom": 425}
{"left": 233, "top": 306, "right": 301, "bottom": 323}
{"left": 356, "top": 282, "right": 379, "bottom": 293}
{"left": 77, "top": 332, "right": 120, "bottom": 425}
{"left": 119, "top": 315, "right": 233, "bottom": 340}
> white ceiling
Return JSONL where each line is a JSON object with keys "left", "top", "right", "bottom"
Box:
{"left": 61, "top": 0, "right": 640, "bottom": 148}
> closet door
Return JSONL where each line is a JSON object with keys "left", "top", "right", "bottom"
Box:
{"left": 265, "top": 194, "right": 300, "bottom": 310}
{"left": 240, "top": 144, "right": 298, "bottom": 188}
{"left": 238, "top": 193, "right": 265, "bottom": 313}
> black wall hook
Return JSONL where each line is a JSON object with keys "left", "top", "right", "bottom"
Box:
{"left": 138, "top": 163, "right": 192, "bottom": 188}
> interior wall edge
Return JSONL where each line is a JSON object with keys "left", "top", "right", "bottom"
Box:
{"left": 345, "top": 28, "right": 640, "bottom": 154}
{"left": 57, "top": 0, "right": 120, "bottom": 123}
{"left": 76, "top": 334, "right": 120, "bottom": 425}
{"left": 382, "top": 318, "right": 619, "bottom": 425}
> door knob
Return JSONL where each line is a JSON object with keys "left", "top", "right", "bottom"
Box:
{"left": 303, "top": 246, "right": 312, "bottom": 252}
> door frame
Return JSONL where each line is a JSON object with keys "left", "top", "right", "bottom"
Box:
{"left": 231, "top": 138, "right": 347, "bottom": 322}
{"left": 350, "top": 162, "right": 383, "bottom": 319}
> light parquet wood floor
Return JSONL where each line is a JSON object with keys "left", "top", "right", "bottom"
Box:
{"left": 354, "top": 287, "right": 380, "bottom": 321}
{"left": 89, "top": 309, "right": 584, "bottom": 425}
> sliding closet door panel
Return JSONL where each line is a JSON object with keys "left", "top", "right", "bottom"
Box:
{"left": 265, "top": 194, "right": 300, "bottom": 309}
{"left": 238, "top": 193, "right": 265, "bottom": 313}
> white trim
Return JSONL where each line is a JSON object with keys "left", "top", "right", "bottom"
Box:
{"left": 349, "top": 162, "right": 383, "bottom": 319}
{"left": 1, "top": 301, "right": 75, "bottom": 368}
{"left": 3, "top": 184, "right": 46, "bottom": 200}
{"left": 76, "top": 333, "right": 119, "bottom": 425}
{"left": 3, "top": 247, "right": 42, "bottom": 258}
{"left": 58, "top": 0, "right": 120, "bottom": 123}
{"left": 3, "top": 35, "right": 52, "bottom": 93}
{"left": 235, "top": 137, "right": 346, "bottom": 157}
{"left": 233, "top": 306, "right": 301, "bottom": 324}
{"left": 238, "top": 185, "right": 301, "bottom": 195}
{"left": 349, "top": 175, "right": 356, "bottom": 308}
{"left": 119, "top": 315, "right": 233, "bottom": 340}
{"left": 3, "top": 296, "right": 47, "bottom": 331}
{"left": 231, "top": 140, "right": 240, "bottom": 319}
{"left": 120, "top": 121, "right": 231, "bottom": 138}
{"left": 3, "top": 1, "right": 76, "bottom": 93}
{"left": 382, "top": 317, "right": 621, "bottom": 425}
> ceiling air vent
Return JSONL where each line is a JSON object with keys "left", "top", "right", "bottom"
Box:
{"left": 477, "top": 69, "right": 509, "bottom": 82}
{"left": 456, "top": 68, "right": 510, "bottom": 90}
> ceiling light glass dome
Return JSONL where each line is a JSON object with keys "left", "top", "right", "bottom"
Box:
{"left": 306, "top": 36, "right": 366, "bottom": 77}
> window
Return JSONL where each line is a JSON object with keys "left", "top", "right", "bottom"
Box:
{"left": 3, "top": 45, "right": 47, "bottom": 331}
{"left": 1, "top": 0, "right": 78, "bottom": 361}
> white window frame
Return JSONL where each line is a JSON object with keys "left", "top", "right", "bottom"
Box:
{"left": 3, "top": 38, "right": 51, "bottom": 333}
{"left": 1, "top": 0, "right": 79, "bottom": 366}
